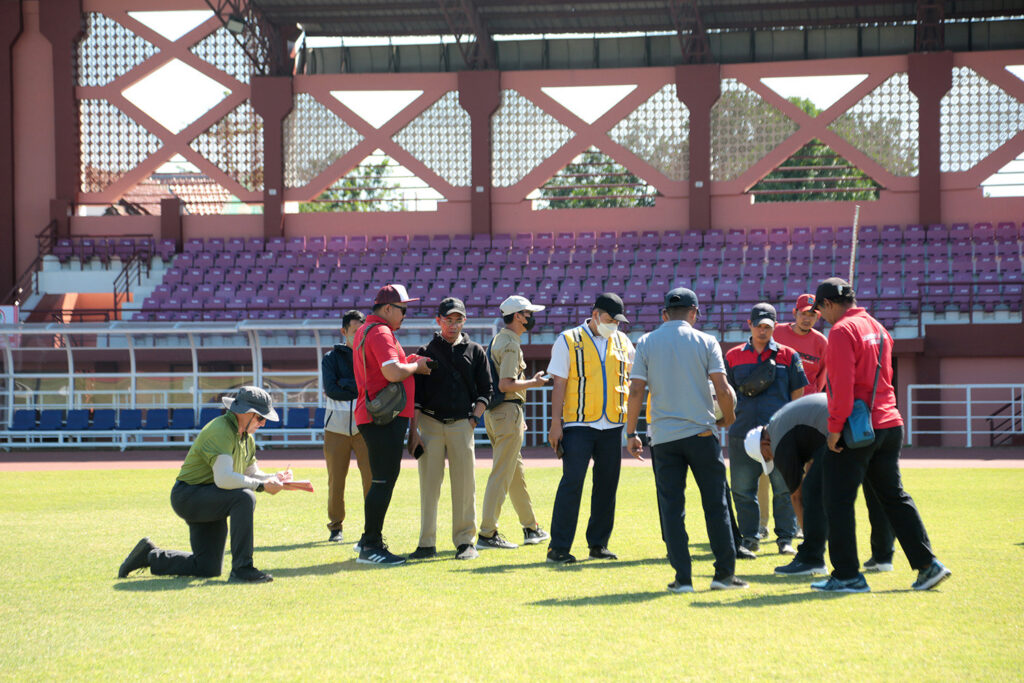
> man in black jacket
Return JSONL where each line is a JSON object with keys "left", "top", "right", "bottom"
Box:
{"left": 321, "top": 310, "right": 370, "bottom": 543}
{"left": 409, "top": 298, "right": 492, "bottom": 560}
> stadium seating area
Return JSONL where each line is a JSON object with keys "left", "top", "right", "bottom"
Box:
{"left": 5, "top": 405, "right": 328, "bottom": 449}
{"left": 129, "top": 222, "right": 1024, "bottom": 332}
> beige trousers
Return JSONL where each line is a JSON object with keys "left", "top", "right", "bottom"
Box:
{"left": 758, "top": 474, "right": 771, "bottom": 527}
{"left": 323, "top": 430, "right": 371, "bottom": 531}
{"left": 480, "top": 402, "right": 538, "bottom": 536}
{"left": 416, "top": 413, "right": 477, "bottom": 548}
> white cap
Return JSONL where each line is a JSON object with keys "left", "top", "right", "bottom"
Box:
{"left": 499, "top": 295, "right": 545, "bottom": 316}
{"left": 744, "top": 426, "right": 774, "bottom": 476}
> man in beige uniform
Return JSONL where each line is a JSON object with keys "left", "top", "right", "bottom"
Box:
{"left": 477, "top": 295, "right": 551, "bottom": 550}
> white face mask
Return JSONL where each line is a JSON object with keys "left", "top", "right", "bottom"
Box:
{"left": 596, "top": 321, "right": 618, "bottom": 339}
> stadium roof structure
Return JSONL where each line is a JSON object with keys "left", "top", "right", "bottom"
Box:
{"left": 256, "top": 0, "right": 1022, "bottom": 38}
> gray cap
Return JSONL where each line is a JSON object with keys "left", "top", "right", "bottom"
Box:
{"left": 438, "top": 297, "right": 467, "bottom": 318}
{"left": 221, "top": 386, "right": 279, "bottom": 422}
{"left": 664, "top": 287, "right": 699, "bottom": 309}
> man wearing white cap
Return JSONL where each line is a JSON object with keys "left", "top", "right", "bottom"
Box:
{"left": 477, "top": 295, "right": 551, "bottom": 550}
{"left": 117, "top": 386, "right": 289, "bottom": 583}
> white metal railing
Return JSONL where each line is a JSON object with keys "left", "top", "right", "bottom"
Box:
{"left": 906, "top": 383, "right": 1024, "bottom": 447}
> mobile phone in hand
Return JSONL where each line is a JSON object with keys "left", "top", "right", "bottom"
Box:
{"left": 556, "top": 440, "right": 564, "bottom": 458}
{"left": 413, "top": 444, "right": 425, "bottom": 459}
{"left": 426, "top": 360, "right": 439, "bottom": 370}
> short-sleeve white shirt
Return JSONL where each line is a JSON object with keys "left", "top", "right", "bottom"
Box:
{"left": 548, "top": 321, "right": 635, "bottom": 430}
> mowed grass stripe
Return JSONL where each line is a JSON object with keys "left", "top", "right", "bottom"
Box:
{"left": 0, "top": 467, "right": 1020, "bottom": 680}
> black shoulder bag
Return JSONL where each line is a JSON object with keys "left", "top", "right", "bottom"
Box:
{"left": 485, "top": 337, "right": 505, "bottom": 410}
{"left": 358, "top": 323, "right": 407, "bottom": 425}
{"left": 736, "top": 347, "right": 779, "bottom": 397}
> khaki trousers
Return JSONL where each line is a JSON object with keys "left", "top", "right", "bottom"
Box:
{"left": 758, "top": 474, "right": 770, "bottom": 527}
{"left": 416, "top": 413, "right": 477, "bottom": 548}
{"left": 323, "top": 430, "right": 371, "bottom": 531}
{"left": 480, "top": 402, "right": 538, "bottom": 536}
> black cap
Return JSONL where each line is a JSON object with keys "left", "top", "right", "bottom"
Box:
{"left": 437, "top": 297, "right": 467, "bottom": 318}
{"left": 594, "top": 292, "right": 629, "bottom": 323}
{"left": 664, "top": 287, "right": 699, "bottom": 309}
{"left": 813, "top": 277, "right": 855, "bottom": 309}
{"left": 749, "top": 302, "right": 778, "bottom": 327}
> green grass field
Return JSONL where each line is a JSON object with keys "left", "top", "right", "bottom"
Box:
{"left": 0, "top": 464, "right": 1021, "bottom": 681}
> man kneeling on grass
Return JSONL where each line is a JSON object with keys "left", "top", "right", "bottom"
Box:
{"left": 117, "top": 386, "right": 291, "bottom": 583}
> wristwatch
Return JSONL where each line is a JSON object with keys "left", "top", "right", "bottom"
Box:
{"left": 256, "top": 482, "right": 265, "bottom": 492}
{"left": 626, "top": 432, "right": 639, "bottom": 438}
{"left": 469, "top": 415, "right": 480, "bottom": 425}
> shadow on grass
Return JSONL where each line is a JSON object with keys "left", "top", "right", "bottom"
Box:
{"left": 112, "top": 576, "right": 215, "bottom": 591}
{"left": 255, "top": 541, "right": 327, "bottom": 553}
{"left": 460, "top": 556, "right": 667, "bottom": 574}
{"left": 266, "top": 560, "right": 351, "bottom": 578}
{"left": 529, "top": 591, "right": 671, "bottom": 607}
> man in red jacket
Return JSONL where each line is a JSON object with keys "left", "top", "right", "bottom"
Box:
{"left": 811, "top": 277, "right": 951, "bottom": 593}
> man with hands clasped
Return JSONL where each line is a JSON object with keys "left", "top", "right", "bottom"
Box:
{"left": 625, "top": 288, "right": 748, "bottom": 593}
{"left": 118, "top": 386, "right": 290, "bottom": 583}
{"left": 546, "top": 293, "right": 634, "bottom": 565}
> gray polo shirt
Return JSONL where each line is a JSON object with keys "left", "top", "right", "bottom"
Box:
{"left": 766, "top": 393, "right": 830, "bottom": 444}
{"left": 631, "top": 320, "right": 726, "bottom": 446}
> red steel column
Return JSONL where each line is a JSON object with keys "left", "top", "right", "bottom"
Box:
{"left": 38, "top": 0, "right": 81, "bottom": 237}
{"left": 908, "top": 51, "right": 952, "bottom": 228}
{"left": 160, "top": 197, "right": 182, "bottom": 249}
{"left": 0, "top": 0, "right": 23, "bottom": 292}
{"left": 458, "top": 70, "right": 499, "bottom": 237}
{"left": 250, "top": 76, "right": 293, "bottom": 240}
{"left": 676, "top": 63, "right": 720, "bottom": 232}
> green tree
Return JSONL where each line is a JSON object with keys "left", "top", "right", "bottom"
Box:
{"left": 750, "top": 99, "right": 881, "bottom": 203}
{"left": 298, "top": 158, "right": 404, "bottom": 212}
{"left": 535, "top": 148, "right": 656, "bottom": 209}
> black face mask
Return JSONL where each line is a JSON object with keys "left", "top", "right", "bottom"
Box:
{"left": 522, "top": 314, "right": 536, "bottom": 332}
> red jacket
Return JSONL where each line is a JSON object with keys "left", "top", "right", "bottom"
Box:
{"left": 823, "top": 308, "right": 903, "bottom": 433}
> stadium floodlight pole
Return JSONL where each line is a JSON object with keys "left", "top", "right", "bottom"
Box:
{"left": 849, "top": 203, "right": 861, "bottom": 286}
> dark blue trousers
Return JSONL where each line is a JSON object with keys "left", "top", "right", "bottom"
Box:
{"left": 652, "top": 433, "right": 737, "bottom": 585}
{"left": 549, "top": 426, "right": 622, "bottom": 552}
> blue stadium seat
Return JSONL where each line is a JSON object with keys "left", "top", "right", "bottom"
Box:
{"left": 198, "top": 407, "right": 222, "bottom": 428}
{"left": 144, "top": 409, "right": 170, "bottom": 430}
{"left": 285, "top": 408, "right": 310, "bottom": 429}
{"left": 118, "top": 409, "right": 143, "bottom": 431}
{"left": 39, "top": 409, "right": 64, "bottom": 430}
{"left": 312, "top": 407, "right": 326, "bottom": 430}
{"left": 10, "top": 409, "right": 36, "bottom": 431}
{"left": 64, "top": 409, "right": 90, "bottom": 431}
{"left": 90, "top": 409, "right": 116, "bottom": 430}
{"left": 170, "top": 408, "right": 195, "bottom": 430}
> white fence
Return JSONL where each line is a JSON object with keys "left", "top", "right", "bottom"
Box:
{"left": 906, "top": 383, "right": 1024, "bottom": 447}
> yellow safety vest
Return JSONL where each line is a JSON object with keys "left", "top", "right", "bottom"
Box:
{"left": 560, "top": 325, "right": 631, "bottom": 424}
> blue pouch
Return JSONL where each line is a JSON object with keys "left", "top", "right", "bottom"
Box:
{"left": 842, "top": 399, "right": 875, "bottom": 449}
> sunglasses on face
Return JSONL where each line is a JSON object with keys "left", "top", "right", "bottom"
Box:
{"left": 393, "top": 305, "right": 407, "bottom": 316}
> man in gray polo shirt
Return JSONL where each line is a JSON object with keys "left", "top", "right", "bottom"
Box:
{"left": 625, "top": 288, "right": 747, "bottom": 593}
{"left": 755, "top": 392, "right": 894, "bottom": 576}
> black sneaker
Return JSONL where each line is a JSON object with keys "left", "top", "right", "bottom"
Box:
{"left": 736, "top": 545, "right": 757, "bottom": 560}
{"left": 118, "top": 537, "right": 155, "bottom": 578}
{"left": 229, "top": 566, "right": 273, "bottom": 583}
{"left": 477, "top": 532, "right": 518, "bottom": 549}
{"left": 710, "top": 575, "right": 749, "bottom": 590}
{"left": 667, "top": 580, "right": 694, "bottom": 593}
{"left": 328, "top": 529, "right": 344, "bottom": 543}
{"left": 409, "top": 546, "right": 436, "bottom": 560}
{"left": 523, "top": 526, "right": 550, "bottom": 545}
{"left": 357, "top": 544, "right": 407, "bottom": 566}
{"left": 912, "top": 560, "right": 951, "bottom": 591}
{"left": 546, "top": 548, "right": 576, "bottom": 564}
{"left": 589, "top": 546, "right": 618, "bottom": 560}
{"left": 774, "top": 559, "right": 828, "bottom": 576}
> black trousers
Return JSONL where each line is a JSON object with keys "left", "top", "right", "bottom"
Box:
{"left": 549, "top": 426, "right": 622, "bottom": 552}
{"left": 793, "top": 444, "right": 895, "bottom": 566}
{"left": 822, "top": 425, "right": 935, "bottom": 579}
{"left": 652, "top": 433, "right": 737, "bottom": 585}
{"left": 358, "top": 417, "right": 409, "bottom": 548}
{"left": 149, "top": 480, "right": 257, "bottom": 577}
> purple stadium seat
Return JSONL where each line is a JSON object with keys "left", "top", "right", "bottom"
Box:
{"left": 972, "top": 222, "right": 994, "bottom": 241}
{"left": 184, "top": 238, "right": 204, "bottom": 254}
{"left": 879, "top": 224, "right": 902, "bottom": 245}
{"left": 996, "top": 222, "right": 1018, "bottom": 241}
{"left": 156, "top": 239, "right": 177, "bottom": 261}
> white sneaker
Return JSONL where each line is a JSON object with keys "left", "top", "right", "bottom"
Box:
{"left": 863, "top": 557, "right": 894, "bottom": 572}
{"left": 667, "top": 581, "right": 694, "bottom": 593}
{"left": 455, "top": 543, "right": 479, "bottom": 560}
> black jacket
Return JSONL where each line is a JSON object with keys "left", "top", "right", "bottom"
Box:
{"left": 322, "top": 343, "right": 358, "bottom": 401}
{"left": 414, "top": 332, "right": 492, "bottom": 420}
